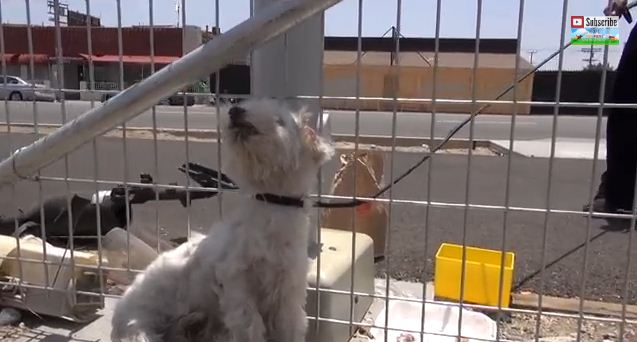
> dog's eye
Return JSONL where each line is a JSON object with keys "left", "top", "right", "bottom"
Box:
{"left": 276, "top": 118, "right": 285, "bottom": 127}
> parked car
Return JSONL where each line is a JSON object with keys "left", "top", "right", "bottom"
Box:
{"left": 210, "top": 96, "right": 244, "bottom": 106}
{"left": 159, "top": 93, "right": 195, "bottom": 106}
{"left": 0, "top": 76, "right": 56, "bottom": 102}
{"left": 102, "top": 91, "right": 194, "bottom": 106}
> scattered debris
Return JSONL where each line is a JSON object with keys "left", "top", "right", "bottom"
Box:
{"left": 333, "top": 142, "right": 499, "bottom": 156}
{"left": 0, "top": 322, "right": 27, "bottom": 341}
{"left": 501, "top": 312, "right": 637, "bottom": 341}
{"left": 0, "top": 234, "right": 104, "bottom": 321}
{"left": 357, "top": 279, "right": 637, "bottom": 341}
{"left": 435, "top": 147, "right": 497, "bottom": 156}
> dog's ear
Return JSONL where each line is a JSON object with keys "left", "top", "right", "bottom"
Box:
{"left": 303, "top": 126, "right": 334, "bottom": 165}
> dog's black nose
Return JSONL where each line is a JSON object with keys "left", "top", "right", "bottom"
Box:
{"left": 228, "top": 106, "right": 246, "bottom": 122}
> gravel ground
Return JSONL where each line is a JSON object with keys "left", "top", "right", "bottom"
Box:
{"left": 0, "top": 325, "right": 24, "bottom": 341}
{"left": 501, "top": 313, "right": 637, "bottom": 341}
{"left": 1, "top": 134, "right": 632, "bottom": 302}
{"left": 0, "top": 134, "right": 634, "bottom": 340}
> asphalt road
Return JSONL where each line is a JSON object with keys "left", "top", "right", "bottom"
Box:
{"left": 0, "top": 100, "right": 607, "bottom": 141}
{"left": 0, "top": 132, "right": 633, "bottom": 304}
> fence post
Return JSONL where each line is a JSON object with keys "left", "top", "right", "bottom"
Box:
{"left": 252, "top": 0, "right": 323, "bottom": 128}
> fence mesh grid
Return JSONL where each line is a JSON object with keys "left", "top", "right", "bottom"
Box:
{"left": 0, "top": 0, "right": 637, "bottom": 341}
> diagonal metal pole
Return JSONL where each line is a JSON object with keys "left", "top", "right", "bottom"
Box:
{"left": 0, "top": 0, "right": 342, "bottom": 188}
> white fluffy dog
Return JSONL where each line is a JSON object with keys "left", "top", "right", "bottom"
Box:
{"left": 111, "top": 99, "right": 334, "bottom": 342}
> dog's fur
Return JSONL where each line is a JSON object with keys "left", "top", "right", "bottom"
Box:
{"left": 111, "top": 99, "right": 334, "bottom": 342}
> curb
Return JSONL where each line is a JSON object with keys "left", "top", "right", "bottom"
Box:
{"left": 0, "top": 123, "right": 513, "bottom": 155}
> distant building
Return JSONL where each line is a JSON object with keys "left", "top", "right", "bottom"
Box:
{"left": 0, "top": 24, "right": 532, "bottom": 114}
{"left": 322, "top": 36, "right": 534, "bottom": 114}
{"left": 0, "top": 24, "right": 201, "bottom": 99}
{"left": 208, "top": 36, "right": 534, "bottom": 114}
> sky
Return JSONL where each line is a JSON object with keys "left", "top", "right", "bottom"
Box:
{"left": 0, "top": 0, "right": 634, "bottom": 70}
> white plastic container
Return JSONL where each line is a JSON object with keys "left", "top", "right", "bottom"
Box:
{"left": 370, "top": 299, "right": 496, "bottom": 342}
{"left": 102, "top": 228, "right": 159, "bottom": 284}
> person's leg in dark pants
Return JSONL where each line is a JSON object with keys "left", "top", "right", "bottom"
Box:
{"left": 605, "top": 23, "right": 637, "bottom": 212}
{"left": 606, "top": 112, "right": 637, "bottom": 212}
{"left": 590, "top": 23, "right": 637, "bottom": 213}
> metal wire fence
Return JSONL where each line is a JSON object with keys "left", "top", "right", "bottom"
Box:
{"left": 0, "top": 0, "right": 636, "bottom": 341}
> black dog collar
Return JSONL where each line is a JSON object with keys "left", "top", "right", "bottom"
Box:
{"left": 254, "top": 193, "right": 305, "bottom": 208}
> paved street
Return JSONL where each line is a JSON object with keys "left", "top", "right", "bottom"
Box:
{"left": 0, "top": 100, "right": 607, "bottom": 141}
{"left": 0, "top": 132, "right": 633, "bottom": 305}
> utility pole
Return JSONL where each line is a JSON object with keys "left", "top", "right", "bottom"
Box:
{"left": 175, "top": 0, "right": 180, "bottom": 27}
{"left": 527, "top": 49, "right": 538, "bottom": 65}
{"left": 47, "top": 0, "right": 68, "bottom": 26}
{"left": 390, "top": 26, "right": 398, "bottom": 67}
{"left": 580, "top": 45, "right": 600, "bottom": 69}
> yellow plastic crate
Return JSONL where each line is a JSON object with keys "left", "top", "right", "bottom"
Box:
{"left": 434, "top": 243, "right": 515, "bottom": 307}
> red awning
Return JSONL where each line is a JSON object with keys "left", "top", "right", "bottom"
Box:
{"left": 0, "top": 53, "right": 15, "bottom": 61}
{"left": 79, "top": 53, "right": 178, "bottom": 64}
{"left": 0, "top": 53, "right": 49, "bottom": 64}
{"left": 15, "top": 54, "right": 49, "bottom": 64}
